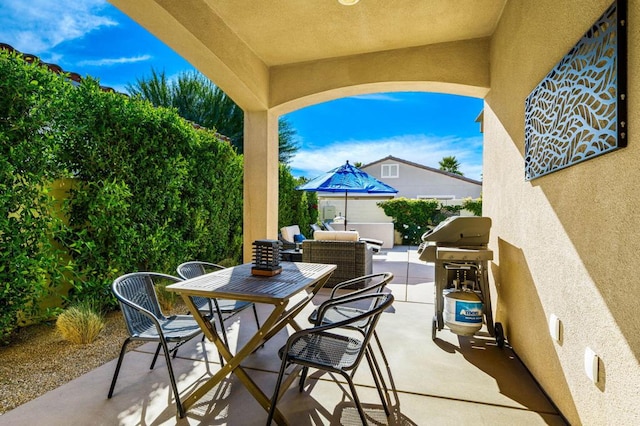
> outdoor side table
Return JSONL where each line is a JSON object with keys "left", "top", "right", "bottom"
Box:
{"left": 280, "top": 249, "right": 303, "bottom": 262}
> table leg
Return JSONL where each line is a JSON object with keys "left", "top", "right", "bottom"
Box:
{"left": 177, "top": 272, "right": 331, "bottom": 424}
{"left": 261, "top": 274, "right": 331, "bottom": 340}
{"left": 180, "top": 295, "right": 290, "bottom": 424}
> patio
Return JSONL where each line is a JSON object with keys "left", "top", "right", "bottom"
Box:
{"left": 0, "top": 246, "right": 565, "bottom": 425}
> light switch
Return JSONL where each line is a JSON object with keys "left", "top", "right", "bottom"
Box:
{"left": 584, "top": 347, "right": 599, "bottom": 383}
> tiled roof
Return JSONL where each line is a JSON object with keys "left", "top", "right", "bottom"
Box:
{"left": 0, "top": 42, "right": 117, "bottom": 93}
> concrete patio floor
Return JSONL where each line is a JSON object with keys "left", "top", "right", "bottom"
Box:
{"left": 0, "top": 246, "right": 567, "bottom": 425}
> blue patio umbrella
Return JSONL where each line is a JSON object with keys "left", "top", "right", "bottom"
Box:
{"left": 296, "top": 161, "right": 398, "bottom": 230}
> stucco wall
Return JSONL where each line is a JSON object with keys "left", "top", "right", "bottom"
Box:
{"left": 270, "top": 38, "right": 490, "bottom": 112}
{"left": 484, "top": 1, "right": 640, "bottom": 424}
{"left": 318, "top": 197, "right": 392, "bottom": 223}
{"left": 362, "top": 160, "right": 482, "bottom": 200}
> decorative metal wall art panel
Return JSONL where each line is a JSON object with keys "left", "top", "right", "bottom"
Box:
{"left": 524, "top": 0, "right": 627, "bottom": 180}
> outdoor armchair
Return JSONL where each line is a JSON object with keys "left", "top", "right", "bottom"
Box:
{"left": 279, "top": 225, "right": 307, "bottom": 250}
{"left": 266, "top": 292, "right": 395, "bottom": 425}
{"left": 176, "top": 261, "right": 261, "bottom": 352}
{"left": 108, "top": 271, "right": 211, "bottom": 418}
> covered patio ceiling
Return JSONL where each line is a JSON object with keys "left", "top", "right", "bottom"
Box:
{"left": 108, "top": 0, "right": 506, "bottom": 110}
{"left": 108, "top": 0, "right": 506, "bottom": 261}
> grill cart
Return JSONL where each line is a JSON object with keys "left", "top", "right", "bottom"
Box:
{"left": 417, "top": 216, "right": 505, "bottom": 347}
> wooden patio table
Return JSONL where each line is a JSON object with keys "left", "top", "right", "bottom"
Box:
{"left": 166, "top": 261, "right": 336, "bottom": 424}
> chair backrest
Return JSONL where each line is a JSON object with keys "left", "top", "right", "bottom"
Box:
{"left": 330, "top": 272, "right": 393, "bottom": 299}
{"left": 112, "top": 272, "right": 181, "bottom": 336}
{"left": 176, "top": 261, "right": 225, "bottom": 280}
{"left": 280, "top": 225, "right": 301, "bottom": 243}
{"left": 314, "top": 292, "right": 394, "bottom": 364}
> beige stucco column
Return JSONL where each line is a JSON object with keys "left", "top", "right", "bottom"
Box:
{"left": 243, "top": 110, "right": 280, "bottom": 262}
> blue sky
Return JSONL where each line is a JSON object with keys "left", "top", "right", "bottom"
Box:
{"left": 0, "top": 0, "right": 484, "bottom": 181}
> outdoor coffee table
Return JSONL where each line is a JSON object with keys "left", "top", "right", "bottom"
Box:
{"left": 166, "top": 261, "right": 336, "bottom": 424}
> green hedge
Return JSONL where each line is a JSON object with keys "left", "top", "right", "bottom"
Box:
{"left": 0, "top": 51, "right": 72, "bottom": 343}
{"left": 55, "top": 78, "right": 245, "bottom": 309}
{"left": 461, "top": 196, "right": 483, "bottom": 216}
{"left": 0, "top": 51, "right": 311, "bottom": 343}
{"left": 278, "top": 164, "right": 318, "bottom": 235}
{"left": 377, "top": 197, "right": 462, "bottom": 245}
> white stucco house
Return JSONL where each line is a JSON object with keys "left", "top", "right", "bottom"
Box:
{"left": 361, "top": 155, "right": 482, "bottom": 203}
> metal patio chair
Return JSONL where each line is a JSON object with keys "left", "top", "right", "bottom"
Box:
{"left": 307, "top": 273, "right": 393, "bottom": 328}
{"left": 305, "top": 273, "right": 395, "bottom": 410}
{"left": 108, "top": 272, "right": 211, "bottom": 418}
{"left": 176, "top": 261, "right": 261, "bottom": 351}
{"left": 308, "top": 273, "right": 394, "bottom": 369}
{"left": 267, "top": 292, "right": 395, "bottom": 425}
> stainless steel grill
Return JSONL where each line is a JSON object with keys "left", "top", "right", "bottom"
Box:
{"left": 418, "top": 216, "right": 505, "bottom": 347}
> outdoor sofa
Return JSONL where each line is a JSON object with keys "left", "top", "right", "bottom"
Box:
{"left": 301, "top": 230, "right": 373, "bottom": 288}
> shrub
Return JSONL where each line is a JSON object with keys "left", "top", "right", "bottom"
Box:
{"left": 217, "top": 258, "right": 240, "bottom": 268}
{"left": 1, "top": 49, "right": 312, "bottom": 342}
{"left": 155, "top": 283, "right": 180, "bottom": 313}
{"left": 462, "top": 197, "right": 483, "bottom": 216}
{"left": 58, "top": 80, "right": 244, "bottom": 310}
{"left": 56, "top": 301, "right": 105, "bottom": 344}
{"left": 0, "top": 50, "right": 72, "bottom": 343}
{"left": 377, "top": 197, "right": 462, "bottom": 245}
{"left": 278, "top": 164, "right": 318, "bottom": 233}
{"left": 377, "top": 198, "right": 439, "bottom": 244}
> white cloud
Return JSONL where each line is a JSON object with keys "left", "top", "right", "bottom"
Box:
{"left": 347, "top": 93, "right": 403, "bottom": 102}
{"left": 0, "top": 0, "right": 116, "bottom": 53}
{"left": 290, "top": 134, "right": 483, "bottom": 181}
{"left": 78, "top": 55, "right": 152, "bottom": 67}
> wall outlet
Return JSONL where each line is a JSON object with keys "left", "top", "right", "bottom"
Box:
{"left": 584, "top": 347, "right": 599, "bottom": 383}
{"left": 549, "top": 314, "right": 561, "bottom": 342}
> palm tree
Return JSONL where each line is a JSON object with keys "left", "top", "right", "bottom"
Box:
{"left": 127, "top": 69, "right": 298, "bottom": 163}
{"left": 438, "top": 156, "right": 463, "bottom": 175}
{"left": 278, "top": 119, "right": 299, "bottom": 164}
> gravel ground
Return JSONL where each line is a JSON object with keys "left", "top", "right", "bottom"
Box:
{"left": 0, "top": 310, "right": 141, "bottom": 415}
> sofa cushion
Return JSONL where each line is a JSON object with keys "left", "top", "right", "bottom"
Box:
{"left": 313, "top": 230, "right": 360, "bottom": 241}
{"left": 280, "top": 225, "right": 301, "bottom": 243}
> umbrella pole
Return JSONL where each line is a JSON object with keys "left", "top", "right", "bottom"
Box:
{"left": 344, "top": 190, "right": 348, "bottom": 231}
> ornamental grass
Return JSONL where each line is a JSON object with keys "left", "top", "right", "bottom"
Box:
{"left": 56, "top": 302, "right": 105, "bottom": 344}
